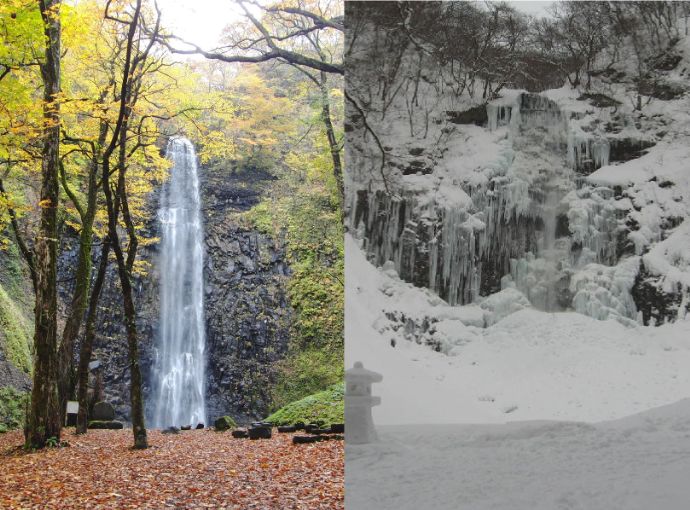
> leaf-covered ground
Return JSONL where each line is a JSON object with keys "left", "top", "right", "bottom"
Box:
{"left": 0, "top": 428, "right": 343, "bottom": 509}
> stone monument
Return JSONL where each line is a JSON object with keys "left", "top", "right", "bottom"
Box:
{"left": 345, "top": 361, "right": 383, "bottom": 444}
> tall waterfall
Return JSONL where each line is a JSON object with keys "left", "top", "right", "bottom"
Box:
{"left": 152, "top": 137, "right": 207, "bottom": 428}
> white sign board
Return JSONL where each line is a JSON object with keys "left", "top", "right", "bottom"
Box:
{"left": 66, "top": 401, "right": 79, "bottom": 414}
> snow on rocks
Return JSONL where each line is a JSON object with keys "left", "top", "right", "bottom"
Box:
{"left": 643, "top": 220, "right": 690, "bottom": 298}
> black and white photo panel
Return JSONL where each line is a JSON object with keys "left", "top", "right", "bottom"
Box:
{"left": 344, "top": 2, "right": 690, "bottom": 509}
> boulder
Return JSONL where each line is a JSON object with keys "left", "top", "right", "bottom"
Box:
{"left": 292, "top": 435, "right": 319, "bottom": 444}
{"left": 277, "top": 425, "right": 296, "bottom": 433}
{"left": 308, "top": 428, "right": 332, "bottom": 435}
{"left": 330, "top": 423, "right": 345, "bottom": 433}
{"left": 196, "top": 423, "right": 205, "bottom": 430}
{"left": 162, "top": 426, "right": 180, "bottom": 435}
{"left": 91, "top": 401, "right": 115, "bottom": 421}
{"left": 305, "top": 423, "right": 324, "bottom": 433}
{"left": 248, "top": 426, "right": 272, "bottom": 440}
{"left": 214, "top": 416, "right": 237, "bottom": 431}
{"left": 232, "top": 429, "right": 249, "bottom": 438}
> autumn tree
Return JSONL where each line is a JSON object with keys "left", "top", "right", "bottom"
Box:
{"left": 25, "top": 0, "right": 63, "bottom": 449}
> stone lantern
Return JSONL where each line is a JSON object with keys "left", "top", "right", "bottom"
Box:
{"left": 345, "top": 361, "right": 383, "bottom": 444}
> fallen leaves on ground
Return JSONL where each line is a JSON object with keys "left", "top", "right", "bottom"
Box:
{"left": 0, "top": 429, "right": 343, "bottom": 509}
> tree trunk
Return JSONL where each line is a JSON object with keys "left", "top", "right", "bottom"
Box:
{"left": 26, "top": 0, "right": 62, "bottom": 449}
{"left": 102, "top": 160, "right": 147, "bottom": 448}
{"left": 57, "top": 122, "right": 107, "bottom": 415}
{"left": 98, "top": 0, "right": 147, "bottom": 449}
{"left": 319, "top": 72, "right": 344, "bottom": 212}
{"left": 75, "top": 236, "right": 110, "bottom": 434}
{"left": 57, "top": 160, "right": 98, "bottom": 416}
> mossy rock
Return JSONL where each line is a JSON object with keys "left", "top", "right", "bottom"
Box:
{"left": 88, "top": 420, "right": 124, "bottom": 430}
{"left": 214, "top": 416, "right": 237, "bottom": 431}
{"left": 265, "top": 383, "right": 344, "bottom": 426}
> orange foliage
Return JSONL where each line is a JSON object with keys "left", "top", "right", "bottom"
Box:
{"left": 0, "top": 429, "right": 343, "bottom": 509}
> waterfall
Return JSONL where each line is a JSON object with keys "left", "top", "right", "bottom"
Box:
{"left": 152, "top": 137, "right": 207, "bottom": 428}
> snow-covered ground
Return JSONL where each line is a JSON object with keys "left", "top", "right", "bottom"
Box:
{"left": 346, "top": 235, "right": 690, "bottom": 509}
{"left": 346, "top": 400, "right": 690, "bottom": 510}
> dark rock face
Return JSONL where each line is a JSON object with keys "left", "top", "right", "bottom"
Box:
{"left": 446, "top": 106, "right": 488, "bottom": 126}
{"left": 0, "top": 351, "right": 30, "bottom": 392}
{"left": 201, "top": 168, "right": 291, "bottom": 424}
{"left": 59, "top": 219, "right": 160, "bottom": 423}
{"left": 352, "top": 189, "right": 542, "bottom": 306}
{"left": 60, "top": 163, "right": 291, "bottom": 425}
{"left": 608, "top": 138, "right": 656, "bottom": 163}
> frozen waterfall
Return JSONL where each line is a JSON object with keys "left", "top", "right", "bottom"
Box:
{"left": 152, "top": 137, "right": 207, "bottom": 428}
{"left": 351, "top": 91, "right": 635, "bottom": 321}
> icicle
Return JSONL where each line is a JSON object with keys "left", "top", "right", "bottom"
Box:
{"left": 486, "top": 104, "right": 512, "bottom": 132}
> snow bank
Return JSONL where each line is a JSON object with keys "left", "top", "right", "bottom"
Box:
{"left": 347, "top": 234, "right": 690, "bottom": 426}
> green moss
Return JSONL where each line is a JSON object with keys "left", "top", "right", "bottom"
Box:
{"left": 265, "top": 383, "right": 344, "bottom": 426}
{"left": 0, "top": 284, "right": 32, "bottom": 373}
{"left": 0, "top": 243, "right": 33, "bottom": 374}
{"left": 246, "top": 181, "right": 344, "bottom": 409}
{"left": 271, "top": 348, "right": 344, "bottom": 411}
{"left": 245, "top": 200, "right": 274, "bottom": 234}
{"left": 0, "top": 386, "right": 28, "bottom": 430}
{"left": 214, "top": 415, "right": 237, "bottom": 431}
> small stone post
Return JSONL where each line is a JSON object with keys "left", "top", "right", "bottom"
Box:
{"left": 345, "top": 361, "right": 383, "bottom": 444}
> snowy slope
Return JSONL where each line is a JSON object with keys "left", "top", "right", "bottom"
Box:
{"left": 346, "top": 234, "right": 690, "bottom": 426}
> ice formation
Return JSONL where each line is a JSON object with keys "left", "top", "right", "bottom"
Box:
{"left": 351, "top": 91, "right": 647, "bottom": 323}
